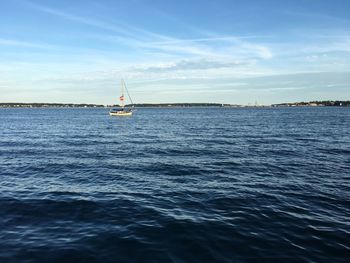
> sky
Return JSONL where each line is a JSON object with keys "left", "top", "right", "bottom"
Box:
{"left": 0, "top": 0, "right": 350, "bottom": 105}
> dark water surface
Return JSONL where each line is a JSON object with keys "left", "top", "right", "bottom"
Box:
{"left": 0, "top": 107, "right": 349, "bottom": 262}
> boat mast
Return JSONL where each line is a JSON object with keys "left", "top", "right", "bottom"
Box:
{"left": 120, "top": 79, "right": 125, "bottom": 108}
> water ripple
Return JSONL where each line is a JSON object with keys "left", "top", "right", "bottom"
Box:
{"left": 0, "top": 107, "right": 349, "bottom": 262}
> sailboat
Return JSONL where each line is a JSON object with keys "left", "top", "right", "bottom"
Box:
{"left": 109, "top": 79, "right": 134, "bottom": 116}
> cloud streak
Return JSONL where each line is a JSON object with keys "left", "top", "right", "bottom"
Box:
{"left": 23, "top": 0, "right": 273, "bottom": 61}
{"left": 132, "top": 59, "right": 251, "bottom": 72}
{"left": 0, "top": 38, "right": 59, "bottom": 49}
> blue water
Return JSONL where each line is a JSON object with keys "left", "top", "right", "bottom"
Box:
{"left": 0, "top": 107, "right": 349, "bottom": 262}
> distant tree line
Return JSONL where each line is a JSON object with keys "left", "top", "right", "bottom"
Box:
{"left": 0, "top": 103, "right": 105, "bottom": 108}
{"left": 2, "top": 101, "right": 349, "bottom": 108}
{"left": 272, "top": 101, "right": 350, "bottom": 107}
{"left": 123, "top": 103, "right": 224, "bottom": 107}
{"left": 311, "top": 101, "right": 350, "bottom": 106}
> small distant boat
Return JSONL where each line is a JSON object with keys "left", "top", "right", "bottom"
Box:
{"left": 109, "top": 79, "right": 134, "bottom": 116}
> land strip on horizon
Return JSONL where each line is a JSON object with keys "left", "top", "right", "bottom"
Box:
{"left": 0, "top": 101, "right": 349, "bottom": 108}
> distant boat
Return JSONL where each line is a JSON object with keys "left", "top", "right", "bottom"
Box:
{"left": 109, "top": 79, "right": 134, "bottom": 116}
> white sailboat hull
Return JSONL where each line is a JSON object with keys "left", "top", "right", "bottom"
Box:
{"left": 109, "top": 111, "right": 133, "bottom": 116}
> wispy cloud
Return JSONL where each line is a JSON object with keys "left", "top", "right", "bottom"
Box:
{"left": 25, "top": 2, "right": 135, "bottom": 38}
{"left": 131, "top": 59, "right": 251, "bottom": 72}
{"left": 284, "top": 10, "right": 350, "bottom": 26}
{"left": 0, "top": 38, "right": 59, "bottom": 49}
{"left": 22, "top": 0, "right": 273, "bottom": 62}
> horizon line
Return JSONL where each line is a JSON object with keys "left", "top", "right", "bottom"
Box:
{"left": 1, "top": 100, "right": 349, "bottom": 106}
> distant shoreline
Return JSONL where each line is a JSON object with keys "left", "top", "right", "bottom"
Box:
{"left": 0, "top": 103, "right": 105, "bottom": 108}
{"left": 0, "top": 101, "right": 349, "bottom": 108}
{"left": 0, "top": 103, "right": 228, "bottom": 108}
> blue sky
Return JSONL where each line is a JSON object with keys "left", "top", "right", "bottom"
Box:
{"left": 1, "top": 0, "right": 350, "bottom": 104}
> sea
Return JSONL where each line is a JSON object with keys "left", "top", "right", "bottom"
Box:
{"left": 0, "top": 107, "right": 349, "bottom": 262}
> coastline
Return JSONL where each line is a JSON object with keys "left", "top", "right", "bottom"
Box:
{"left": 0, "top": 101, "right": 349, "bottom": 108}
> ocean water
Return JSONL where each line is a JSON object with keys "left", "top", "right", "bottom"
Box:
{"left": 0, "top": 107, "right": 349, "bottom": 262}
